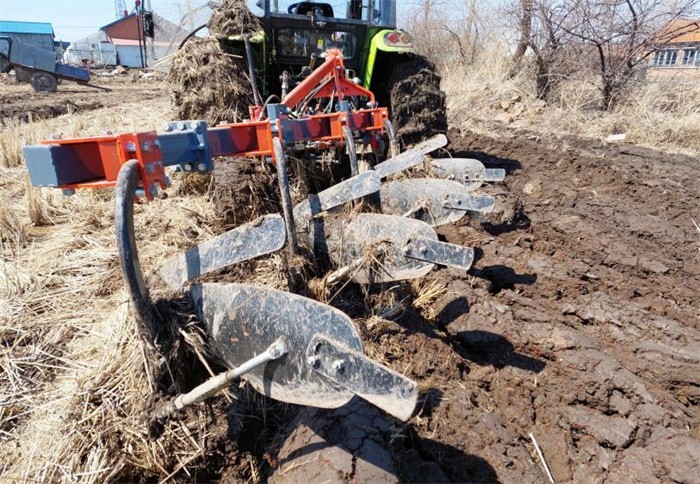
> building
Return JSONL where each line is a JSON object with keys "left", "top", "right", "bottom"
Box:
{"left": 0, "top": 20, "right": 55, "bottom": 52}
{"left": 65, "top": 13, "right": 186, "bottom": 68}
{"left": 650, "top": 19, "right": 700, "bottom": 69}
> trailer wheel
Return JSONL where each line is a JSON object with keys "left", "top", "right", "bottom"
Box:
{"left": 30, "top": 72, "right": 58, "bottom": 92}
{"left": 0, "top": 55, "right": 9, "bottom": 74}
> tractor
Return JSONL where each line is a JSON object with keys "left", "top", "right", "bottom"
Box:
{"left": 182, "top": 0, "right": 447, "bottom": 147}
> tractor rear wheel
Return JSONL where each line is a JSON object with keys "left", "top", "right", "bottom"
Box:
{"left": 30, "top": 71, "right": 58, "bottom": 92}
{"left": 387, "top": 55, "right": 447, "bottom": 148}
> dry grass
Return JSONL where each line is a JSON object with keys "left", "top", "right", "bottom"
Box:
{"left": 443, "top": 49, "right": 700, "bottom": 156}
{"left": 0, "top": 91, "right": 233, "bottom": 480}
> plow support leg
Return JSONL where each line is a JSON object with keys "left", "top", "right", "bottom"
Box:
{"left": 115, "top": 160, "right": 156, "bottom": 334}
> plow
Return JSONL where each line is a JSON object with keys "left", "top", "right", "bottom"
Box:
{"left": 22, "top": 30, "right": 505, "bottom": 434}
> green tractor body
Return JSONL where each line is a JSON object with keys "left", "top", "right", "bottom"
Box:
{"left": 237, "top": 0, "right": 413, "bottom": 98}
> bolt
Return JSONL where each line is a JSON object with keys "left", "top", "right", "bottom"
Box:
{"left": 269, "top": 341, "right": 287, "bottom": 359}
{"left": 146, "top": 163, "right": 155, "bottom": 174}
{"left": 162, "top": 123, "right": 173, "bottom": 132}
{"left": 419, "top": 245, "right": 428, "bottom": 255}
{"left": 403, "top": 246, "right": 412, "bottom": 256}
{"left": 442, "top": 198, "right": 450, "bottom": 208}
{"left": 306, "top": 356, "right": 319, "bottom": 368}
{"left": 149, "top": 184, "right": 158, "bottom": 197}
{"left": 61, "top": 188, "right": 75, "bottom": 196}
{"left": 162, "top": 175, "right": 172, "bottom": 188}
{"left": 197, "top": 162, "right": 208, "bottom": 172}
{"left": 456, "top": 198, "right": 462, "bottom": 206}
{"left": 183, "top": 163, "right": 193, "bottom": 172}
{"left": 141, "top": 141, "right": 151, "bottom": 152}
{"left": 178, "top": 121, "right": 188, "bottom": 131}
{"left": 153, "top": 139, "right": 161, "bottom": 149}
{"left": 125, "top": 141, "right": 137, "bottom": 152}
{"left": 332, "top": 359, "right": 345, "bottom": 374}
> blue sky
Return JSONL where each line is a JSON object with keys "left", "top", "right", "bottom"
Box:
{"left": 0, "top": 0, "right": 430, "bottom": 41}
{"left": 0, "top": 0, "right": 192, "bottom": 41}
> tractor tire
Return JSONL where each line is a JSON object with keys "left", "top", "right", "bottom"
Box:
{"left": 387, "top": 55, "right": 448, "bottom": 148}
{"left": 30, "top": 71, "right": 58, "bottom": 92}
{"left": 0, "top": 54, "right": 9, "bottom": 74}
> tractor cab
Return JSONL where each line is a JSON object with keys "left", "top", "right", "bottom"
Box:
{"left": 243, "top": 0, "right": 408, "bottom": 96}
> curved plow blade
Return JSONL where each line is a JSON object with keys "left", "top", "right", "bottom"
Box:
{"left": 191, "top": 283, "right": 418, "bottom": 420}
{"left": 311, "top": 213, "right": 474, "bottom": 283}
{"left": 159, "top": 214, "right": 286, "bottom": 290}
{"left": 293, "top": 170, "right": 380, "bottom": 225}
{"left": 379, "top": 178, "right": 495, "bottom": 226}
{"left": 373, "top": 134, "right": 448, "bottom": 179}
{"left": 431, "top": 158, "right": 506, "bottom": 192}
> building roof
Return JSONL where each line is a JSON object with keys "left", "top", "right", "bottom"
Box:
{"left": 100, "top": 13, "right": 136, "bottom": 32}
{"left": 658, "top": 19, "right": 700, "bottom": 44}
{"left": 0, "top": 20, "right": 54, "bottom": 35}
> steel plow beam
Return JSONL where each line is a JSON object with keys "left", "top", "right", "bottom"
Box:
{"left": 190, "top": 283, "right": 418, "bottom": 421}
{"left": 159, "top": 214, "right": 287, "bottom": 290}
{"left": 431, "top": 158, "right": 506, "bottom": 192}
{"left": 309, "top": 213, "right": 474, "bottom": 283}
{"left": 379, "top": 178, "right": 495, "bottom": 227}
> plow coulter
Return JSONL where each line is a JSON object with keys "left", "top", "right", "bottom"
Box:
{"left": 23, "top": 50, "right": 505, "bottom": 428}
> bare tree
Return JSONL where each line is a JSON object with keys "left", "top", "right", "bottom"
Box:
{"left": 527, "top": 0, "right": 571, "bottom": 100}
{"left": 557, "top": 0, "right": 700, "bottom": 109}
{"left": 512, "top": 0, "right": 534, "bottom": 67}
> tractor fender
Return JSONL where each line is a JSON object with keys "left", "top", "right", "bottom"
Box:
{"left": 364, "top": 29, "right": 415, "bottom": 88}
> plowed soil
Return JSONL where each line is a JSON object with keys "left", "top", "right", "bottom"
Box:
{"left": 7, "top": 77, "right": 698, "bottom": 481}
{"left": 0, "top": 75, "right": 164, "bottom": 123}
{"left": 260, "top": 127, "right": 699, "bottom": 482}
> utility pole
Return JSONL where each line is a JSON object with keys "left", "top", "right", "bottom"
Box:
{"left": 115, "top": 0, "right": 127, "bottom": 18}
{"left": 135, "top": 0, "right": 145, "bottom": 68}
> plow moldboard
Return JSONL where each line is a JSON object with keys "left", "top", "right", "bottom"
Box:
{"left": 431, "top": 158, "right": 506, "bottom": 191}
{"left": 311, "top": 213, "right": 438, "bottom": 283}
{"left": 190, "top": 283, "right": 360, "bottom": 409}
{"left": 379, "top": 178, "right": 495, "bottom": 226}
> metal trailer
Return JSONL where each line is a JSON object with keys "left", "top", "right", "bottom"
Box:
{"left": 0, "top": 36, "right": 90, "bottom": 92}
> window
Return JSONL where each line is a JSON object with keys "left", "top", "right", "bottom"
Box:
{"left": 682, "top": 48, "right": 699, "bottom": 66}
{"left": 270, "top": 1, "right": 371, "bottom": 21}
{"left": 652, "top": 49, "right": 678, "bottom": 67}
{"left": 276, "top": 28, "right": 358, "bottom": 59}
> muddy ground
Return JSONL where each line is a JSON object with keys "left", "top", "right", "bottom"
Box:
{"left": 0, "top": 73, "right": 164, "bottom": 123}
{"left": 6, "top": 78, "right": 698, "bottom": 482}
{"left": 183, "top": 125, "right": 699, "bottom": 482}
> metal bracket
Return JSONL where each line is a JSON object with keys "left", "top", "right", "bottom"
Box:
{"left": 160, "top": 120, "right": 213, "bottom": 173}
{"left": 403, "top": 237, "right": 475, "bottom": 271}
{"left": 306, "top": 333, "right": 418, "bottom": 421}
